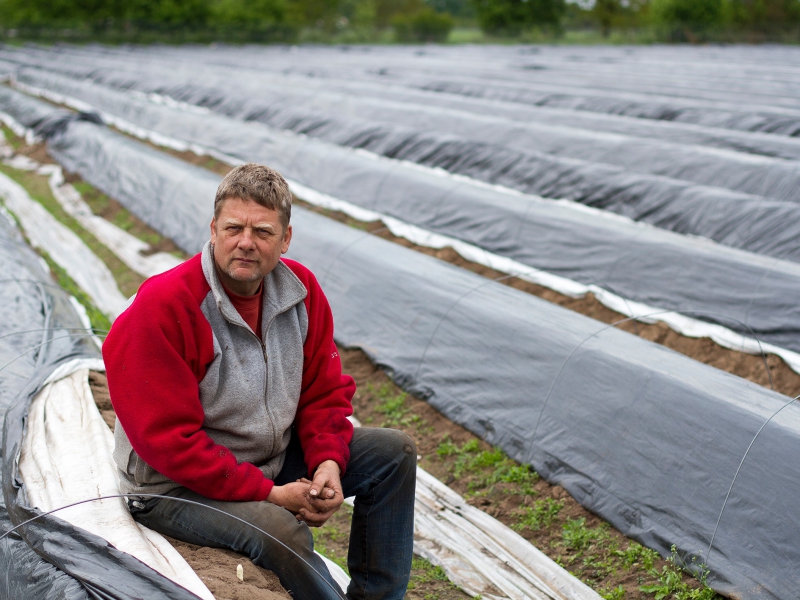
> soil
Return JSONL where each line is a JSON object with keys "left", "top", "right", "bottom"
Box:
{"left": 88, "top": 371, "right": 291, "bottom": 600}
{"left": 164, "top": 537, "right": 290, "bottom": 600}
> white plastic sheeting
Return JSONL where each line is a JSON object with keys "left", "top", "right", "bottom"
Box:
{"left": 0, "top": 161, "right": 128, "bottom": 319}
{"left": 19, "top": 364, "right": 215, "bottom": 600}
{"left": 413, "top": 469, "right": 599, "bottom": 600}
{"left": 0, "top": 130, "right": 182, "bottom": 280}
{"left": 45, "top": 166, "right": 183, "bottom": 278}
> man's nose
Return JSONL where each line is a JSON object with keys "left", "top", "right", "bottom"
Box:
{"left": 238, "top": 229, "right": 256, "bottom": 249}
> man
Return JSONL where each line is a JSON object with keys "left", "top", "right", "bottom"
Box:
{"left": 103, "top": 163, "right": 416, "bottom": 599}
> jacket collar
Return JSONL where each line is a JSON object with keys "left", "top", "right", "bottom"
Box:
{"left": 201, "top": 241, "right": 307, "bottom": 334}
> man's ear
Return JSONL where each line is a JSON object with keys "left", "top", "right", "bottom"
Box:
{"left": 210, "top": 218, "right": 217, "bottom": 245}
{"left": 281, "top": 224, "right": 293, "bottom": 254}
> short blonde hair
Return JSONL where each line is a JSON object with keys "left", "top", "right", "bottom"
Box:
{"left": 214, "top": 163, "right": 292, "bottom": 229}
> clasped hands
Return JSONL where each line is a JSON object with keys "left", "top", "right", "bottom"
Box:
{"left": 266, "top": 459, "right": 343, "bottom": 527}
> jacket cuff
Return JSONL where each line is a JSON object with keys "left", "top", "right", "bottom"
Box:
{"left": 305, "top": 446, "right": 349, "bottom": 479}
{"left": 253, "top": 478, "right": 275, "bottom": 502}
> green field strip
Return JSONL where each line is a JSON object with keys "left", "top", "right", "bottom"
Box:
{"left": 0, "top": 162, "right": 144, "bottom": 298}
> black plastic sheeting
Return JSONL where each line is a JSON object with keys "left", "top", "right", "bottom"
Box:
{"left": 24, "top": 65, "right": 800, "bottom": 203}
{"left": 7, "top": 55, "right": 800, "bottom": 266}
{"left": 36, "top": 113, "right": 800, "bottom": 599}
{"left": 0, "top": 85, "right": 102, "bottom": 140}
{"left": 0, "top": 208, "right": 203, "bottom": 598}
{"left": 6, "top": 84, "right": 800, "bottom": 359}
{"left": 7, "top": 44, "right": 800, "bottom": 162}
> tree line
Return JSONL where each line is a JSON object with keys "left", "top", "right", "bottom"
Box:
{"left": 0, "top": 0, "right": 798, "bottom": 43}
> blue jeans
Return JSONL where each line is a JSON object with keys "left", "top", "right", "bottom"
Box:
{"left": 128, "top": 427, "right": 417, "bottom": 600}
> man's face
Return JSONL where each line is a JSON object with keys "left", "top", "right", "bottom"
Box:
{"left": 210, "top": 197, "right": 292, "bottom": 296}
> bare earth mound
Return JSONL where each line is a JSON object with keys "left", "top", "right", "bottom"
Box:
{"left": 165, "top": 537, "right": 290, "bottom": 600}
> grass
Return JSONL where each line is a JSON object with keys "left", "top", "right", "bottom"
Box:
{"left": 0, "top": 205, "right": 112, "bottom": 333}
{"left": 369, "top": 381, "right": 425, "bottom": 428}
{"left": 42, "top": 252, "right": 113, "bottom": 333}
{"left": 0, "top": 162, "right": 145, "bottom": 298}
{"left": 406, "top": 557, "right": 466, "bottom": 600}
{"left": 1, "top": 125, "right": 24, "bottom": 150}
{"left": 71, "top": 181, "right": 164, "bottom": 249}
{"left": 310, "top": 503, "right": 353, "bottom": 575}
{"left": 512, "top": 498, "right": 564, "bottom": 531}
{"left": 435, "top": 435, "right": 538, "bottom": 495}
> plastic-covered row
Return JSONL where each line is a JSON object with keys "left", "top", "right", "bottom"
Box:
{"left": 36, "top": 111, "right": 800, "bottom": 599}
{"left": 4, "top": 83, "right": 800, "bottom": 367}
{"left": 6, "top": 43, "right": 800, "bottom": 137}
{"left": 7, "top": 54, "right": 800, "bottom": 265}
{"left": 7, "top": 44, "right": 800, "bottom": 161}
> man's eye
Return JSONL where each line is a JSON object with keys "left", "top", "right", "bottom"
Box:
{"left": 227, "top": 226, "right": 242, "bottom": 231}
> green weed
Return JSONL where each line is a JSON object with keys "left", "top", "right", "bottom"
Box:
{"left": 600, "top": 585, "right": 625, "bottom": 600}
{"left": 617, "top": 542, "right": 659, "bottom": 571}
{"left": 1, "top": 125, "right": 24, "bottom": 150}
{"left": 562, "top": 518, "right": 603, "bottom": 551}
{"left": 71, "top": 180, "right": 175, "bottom": 251}
{"left": 370, "top": 381, "right": 423, "bottom": 428}
{"left": 310, "top": 504, "right": 353, "bottom": 575}
{"left": 371, "top": 381, "right": 407, "bottom": 422}
{"left": 406, "top": 556, "right": 464, "bottom": 598}
{"left": 435, "top": 436, "right": 538, "bottom": 494}
{"left": 512, "top": 498, "right": 564, "bottom": 531}
{"left": 640, "top": 546, "right": 720, "bottom": 600}
{"left": 43, "top": 253, "right": 113, "bottom": 333}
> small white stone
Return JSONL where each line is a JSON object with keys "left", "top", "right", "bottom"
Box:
{"left": 236, "top": 564, "right": 243, "bottom": 582}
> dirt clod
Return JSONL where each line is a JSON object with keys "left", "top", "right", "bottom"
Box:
{"left": 165, "top": 537, "right": 290, "bottom": 600}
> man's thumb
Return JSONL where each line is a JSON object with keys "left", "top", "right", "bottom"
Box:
{"left": 309, "top": 472, "right": 324, "bottom": 497}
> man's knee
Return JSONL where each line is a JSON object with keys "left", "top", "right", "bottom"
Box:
{"left": 357, "top": 427, "right": 416, "bottom": 473}
{"left": 391, "top": 429, "right": 416, "bottom": 471}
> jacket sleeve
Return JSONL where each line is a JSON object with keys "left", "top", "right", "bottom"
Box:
{"left": 103, "top": 276, "right": 275, "bottom": 502}
{"left": 291, "top": 265, "right": 356, "bottom": 477}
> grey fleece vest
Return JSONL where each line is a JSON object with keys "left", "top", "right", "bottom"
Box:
{"left": 113, "top": 242, "right": 309, "bottom": 496}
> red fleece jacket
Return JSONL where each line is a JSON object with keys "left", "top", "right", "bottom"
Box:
{"left": 103, "top": 255, "right": 355, "bottom": 502}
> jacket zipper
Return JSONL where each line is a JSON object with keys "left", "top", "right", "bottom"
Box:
{"left": 257, "top": 325, "right": 279, "bottom": 458}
